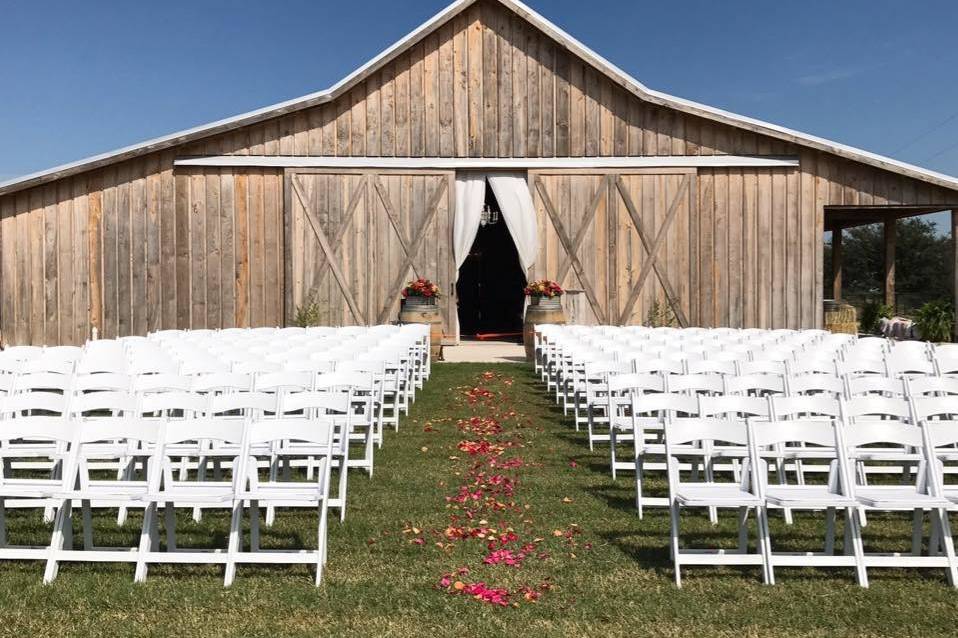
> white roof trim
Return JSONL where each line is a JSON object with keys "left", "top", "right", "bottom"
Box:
{"left": 2, "top": 0, "right": 956, "bottom": 197}
{"left": 174, "top": 155, "right": 800, "bottom": 169}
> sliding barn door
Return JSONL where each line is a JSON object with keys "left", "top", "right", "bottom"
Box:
{"left": 529, "top": 169, "right": 695, "bottom": 327}
{"left": 285, "top": 169, "right": 456, "bottom": 332}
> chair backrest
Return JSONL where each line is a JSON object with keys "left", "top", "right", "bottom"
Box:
{"left": 3, "top": 391, "right": 70, "bottom": 416}
{"left": 771, "top": 395, "right": 841, "bottom": 420}
{"left": 664, "top": 373, "right": 724, "bottom": 396}
{"left": 254, "top": 370, "right": 316, "bottom": 392}
{"left": 786, "top": 373, "right": 844, "bottom": 398}
{"left": 631, "top": 357, "right": 686, "bottom": 376}
{"left": 841, "top": 419, "right": 924, "bottom": 449}
{"left": 845, "top": 375, "right": 906, "bottom": 399}
{"left": 841, "top": 395, "right": 912, "bottom": 422}
{"left": 684, "top": 359, "right": 737, "bottom": 376}
{"left": 14, "top": 371, "right": 72, "bottom": 394}
{"left": 280, "top": 390, "right": 351, "bottom": 415}
{"left": 133, "top": 373, "right": 193, "bottom": 393}
{"left": 723, "top": 373, "right": 785, "bottom": 397}
{"left": 73, "top": 372, "right": 132, "bottom": 393}
{"left": 192, "top": 373, "right": 253, "bottom": 393}
{"left": 139, "top": 391, "right": 209, "bottom": 418}
{"left": 208, "top": 391, "right": 276, "bottom": 417}
{"left": 70, "top": 390, "right": 138, "bottom": 418}
{"left": 737, "top": 360, "right": 787, "bottom": 376}
{"left": 606, "top": 373, "right": 665, "bottom": 395}
{"left": 911, "top": 395, "right": 958, "bottom": 423}
{"left": 698, "top": 395, "right": 770, "bottom": 419}
{"left": 906, "top": 376, "right": 958, "bottom": 397}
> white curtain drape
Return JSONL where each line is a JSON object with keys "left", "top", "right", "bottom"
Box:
{"left": 453, "top": 171, "right": 538, "bottom": 280}
{"left": 487, "top": 173, "right": 538, "bottom": 275}
{"left": 453, "top": 173, "right": 487, "bottom": 272}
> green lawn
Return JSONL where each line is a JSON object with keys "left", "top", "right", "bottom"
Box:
{"left": 1, "top": 363, "right": 957, "bottom": 637}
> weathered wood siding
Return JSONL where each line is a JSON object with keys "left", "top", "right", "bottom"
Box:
{"left": 286, "top": 170, "right": 455, "bottom": 332}
{"left": 1, "top": 0, "right": 957, "bottom": 344}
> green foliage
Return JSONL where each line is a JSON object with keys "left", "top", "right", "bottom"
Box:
{"left": 913, "top": 299, "right": 954, "bottom": 343}
{"left": 291, "top": 296, "right": 322, "bottom": 327}
{"left": 859, "top": 300, "right": 893, "bottom": 335}
{"left": 646, "top": 299, "right": 676, "bottom": 328}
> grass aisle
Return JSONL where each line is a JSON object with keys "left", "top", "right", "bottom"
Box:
{"left": 0, "top": 363, "right": 957, "bottom": 636}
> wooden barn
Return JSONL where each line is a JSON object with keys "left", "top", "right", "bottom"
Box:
{"left": 2, "top": 0, "right": 958, "bottom": 346}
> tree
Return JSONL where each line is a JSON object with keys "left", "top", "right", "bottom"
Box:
{"left": 824, "top": 216, "right": 952, "bottom": 314}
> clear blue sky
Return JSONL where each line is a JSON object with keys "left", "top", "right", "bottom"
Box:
{"left": 2, "top": 0, "right": 958, "bottom": 185}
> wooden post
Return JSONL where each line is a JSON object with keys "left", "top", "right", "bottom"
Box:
{"left": 831, "top": 226, "right": 843, "bottom": 300}
{"left": 953, "top": 209, "right": 958, "bottom": 339}
{"left": 883, "top": 215, "right": 896, "bottom": 310}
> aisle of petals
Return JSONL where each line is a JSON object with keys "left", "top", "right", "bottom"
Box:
{"left": 405, "top": 370, "right": 584, "bottom": 608}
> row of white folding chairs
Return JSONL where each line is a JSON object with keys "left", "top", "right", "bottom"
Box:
{"left": 549, "top": 341, "right": 958, "bottom": 427}
{"left": 588, "top": 364, "right": 958, "bottom": 450}
{"left": 554, "top": 347, "right": 850, "bottom": 424}
{"left": 664, "top": 396, "right": 958, "bottom": 588}
{"left": 2, "top": 387, "right": 367, "bottom": 527}
{"left": 0, "top": 372, "right": 382, "bottom": 485}
{"left": 604, "top": 371, "right": 958, "bottom": 477}
{"left": 0, "top": 408, "right": 347, "bottom": 586}
{"left": 0, "top": 347, "right": 420, "bottom": 437}
{"left": 610, "top": 388, "right": 958, "bottom": 521}
{"left": 0, "top": 325, "right": 430, "bottom": 384}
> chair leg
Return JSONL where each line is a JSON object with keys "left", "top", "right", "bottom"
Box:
{"left": 338, "top": 454, "right": 348, "bottom": 523}
{"left": 775, "top": 457, "right": 793, "bottom": 526}
{"left": 756, "top": 506, "right": 775, "bottom": 585}
{"left": 43, "top": 500, "right": 72, "bottom": 585}
{"left": 934, "top": 509, "right": 958, "bottom": 588}
{"left": 610, "top": 428, "right": 618, "bottom": 481}
{"left": 635, "top": 455, "right": 644, "bottom": 519}
{"left": 250, "top": 501, "right": 260, "bottom": 552}
{"left": 737, "top": 506, "right": 750, "bottom": 553}
{"left": 0, "top": 498, "right": 6, "bottom": 548}
{"left": 223, "top": 502, "right": 243, "bottom": 587}
{"left": 704, "top": 457, "right": 718, "bottom": 525}
{"left": 824, "top": 507, "right": 836, "bottom": 555}
{"left": 315, "top": 503, "right": 328, "bottom": 587}
{"left": 911, "top": 508, "right": 925, "bottom": 556}
{"left": 193, "top": 456, "right": 209, "bottom": 523}
{"left": 164, "top": 503, "right": 176, "bottom": 551}
{"left": 134, "top": 503, "right": 155, "bottom": 584}
{"left": 849, "top": 508, "right": 869, "bottom": 588}
{"left": 670, "top": 502, "right": 682, "bottom": 587}
{"left": 82, "top": 499, "right": 94, "bottom": 550}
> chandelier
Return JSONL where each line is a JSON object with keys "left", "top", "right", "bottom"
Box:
{"left": 479, "top": 204, "right": 500, "bottom": 227}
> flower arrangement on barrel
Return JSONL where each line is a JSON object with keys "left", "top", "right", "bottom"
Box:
{"left": 402, "top": 277, "right": 442, "bottom": 304}
{"left": 523, "top": 279, "right": 563, "bottom": 302}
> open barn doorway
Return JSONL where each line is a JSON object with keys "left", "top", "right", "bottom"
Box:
{"left": 456, "top": 183, "right": 526, "bottom": 341}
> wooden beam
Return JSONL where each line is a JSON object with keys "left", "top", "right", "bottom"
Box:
{"left": 174, "top": 155, "right": 801, "bottom": 170}
{"left": 884, "top": 214, "right": 896, "bottom": 309}
{"left": 953, "top": 209, "right": 958, "bottom": 339}
{"left": 831, "top": 227, "right": 843, "bottom": 300}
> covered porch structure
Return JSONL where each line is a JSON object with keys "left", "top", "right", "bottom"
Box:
{"left": 826, "top": 205, "right": 958, "bottom": 334}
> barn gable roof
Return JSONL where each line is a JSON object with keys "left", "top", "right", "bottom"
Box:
{"left": 2, "top": 0, "right": 957, "bottom": 197}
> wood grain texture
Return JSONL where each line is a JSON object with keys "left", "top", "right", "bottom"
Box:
{"left": 1, "top": 0, "right": 957, "bottom": 343}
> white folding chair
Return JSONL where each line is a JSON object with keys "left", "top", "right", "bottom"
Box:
{"left": 43, "top": 418, "right": 164, "bottom": 584}
{"left": 665, "top": 417, "right": 767, "bottom": 586}
{"left": 226, "top": 413, "right": 339, "bottom": 587}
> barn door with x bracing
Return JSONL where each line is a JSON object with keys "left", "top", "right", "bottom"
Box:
{"left": 285, "top": 169, "right": 456, "bottom": 331}
{"left": 529, "top": 169, "right": 695, "bottom": 327}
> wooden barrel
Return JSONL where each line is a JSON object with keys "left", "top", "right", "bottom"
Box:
{"left": 523, "top": 299, "right": 566, "bottom": 362}
{"left": 823, "top": 299, "right": 857, "bottom": 335}
{"left": 399, "top": 300, "right": 443, "bottom": 360}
